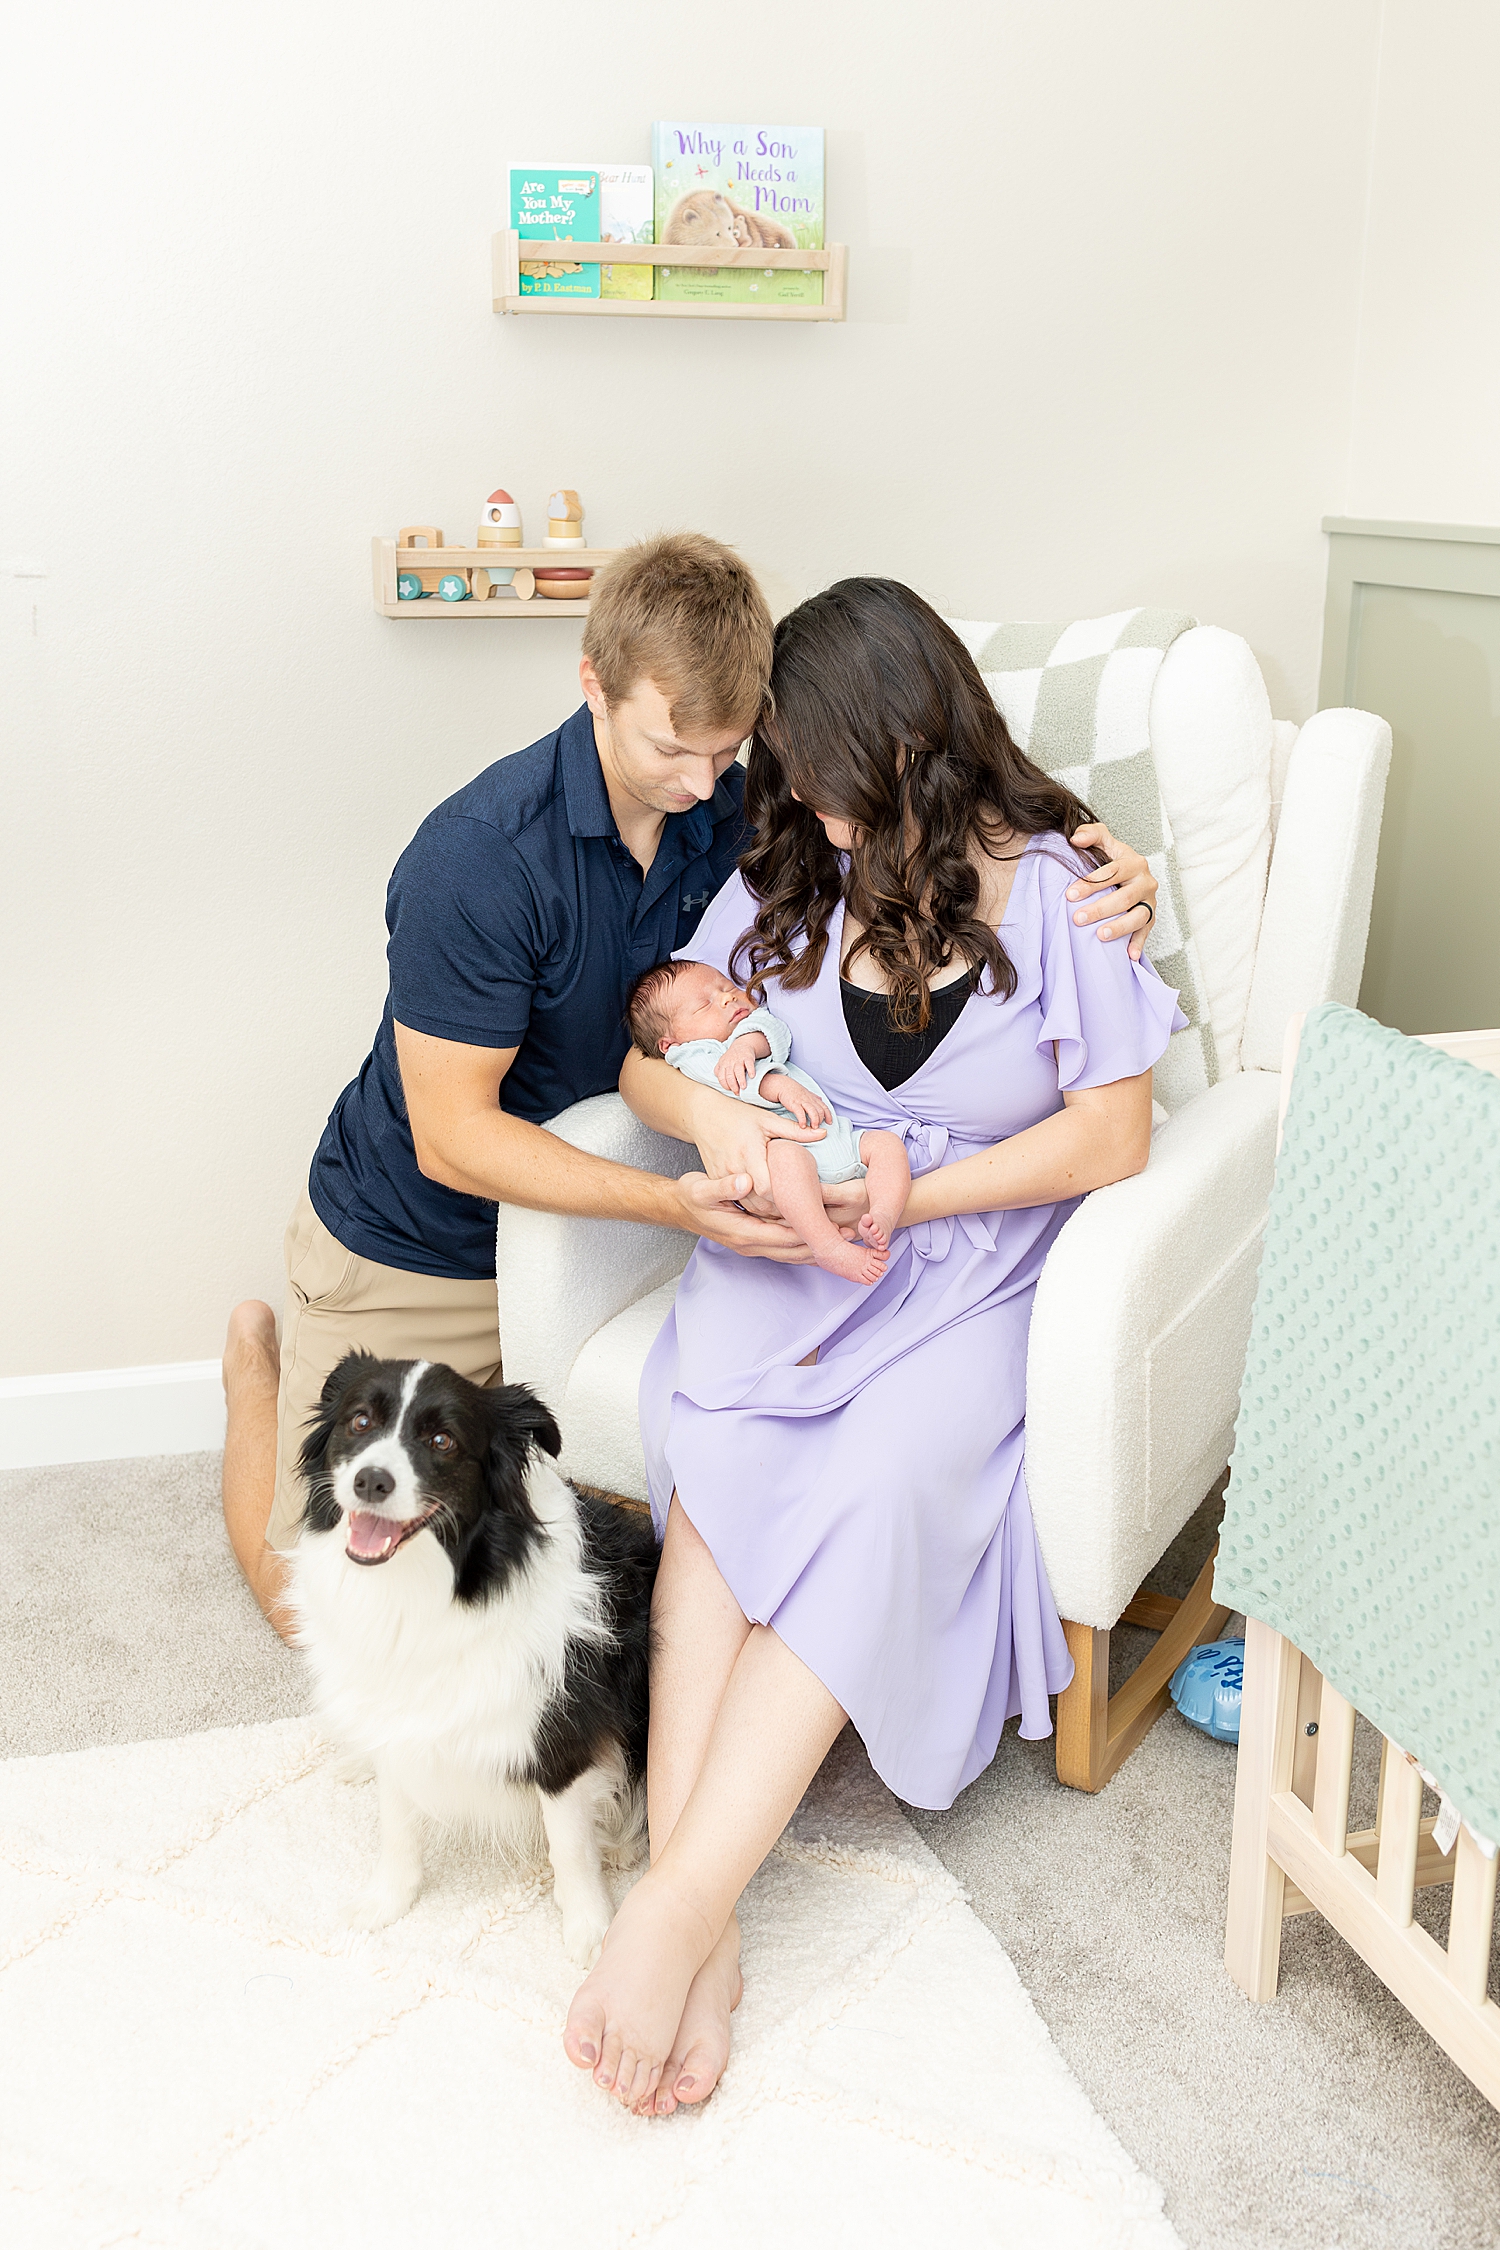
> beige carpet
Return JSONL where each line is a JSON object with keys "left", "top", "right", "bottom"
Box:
{"left": 3, "top": 1453, "right": 1498, "bottom": 2246}
{"left": 0, "top": 1716, "right": 1176, "bottom": 2249}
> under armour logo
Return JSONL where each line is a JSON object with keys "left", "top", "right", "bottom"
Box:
{"left": 682, "top": 889, "right": 712, "bottom": 915}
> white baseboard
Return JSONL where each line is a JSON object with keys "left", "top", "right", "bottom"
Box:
{"left": 0, "top": 1360, "right": 227, "bottom": 1471}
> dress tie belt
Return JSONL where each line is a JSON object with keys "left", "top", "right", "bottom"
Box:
{"left": 888, "top": 1117, "right": 1003, "bottom": 1265}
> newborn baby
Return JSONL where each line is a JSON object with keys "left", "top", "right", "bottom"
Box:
{"left": 627, "top": 958, "right": 910, "bottom": 1286}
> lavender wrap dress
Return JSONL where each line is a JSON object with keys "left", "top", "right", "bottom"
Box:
{"left": 639, "top": 836, "right": 1187, "bottom": 1811}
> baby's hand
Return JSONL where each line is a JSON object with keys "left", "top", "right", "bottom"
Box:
{"left": 715, "top": 1033, "right": 764, "bottom": 1094}
{"left": 760, "top": 1072, "right": 832, "bottom": 1129}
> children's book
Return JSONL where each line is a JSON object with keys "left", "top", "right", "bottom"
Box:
{"left": 599, "top": 164, "right": 653, "bottom": 302}
{"left": 651, "top": 124, "right": 823, "bottom": 306}
{"left": 509, "top": 166, "right": 600, "bottom": 299}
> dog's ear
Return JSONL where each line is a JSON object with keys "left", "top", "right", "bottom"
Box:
{"left": 319, "top": 1349, "right": 375, "bottom": 1408}
{"left": 484, "top": 1382, "right": 562, "bottom": 1461}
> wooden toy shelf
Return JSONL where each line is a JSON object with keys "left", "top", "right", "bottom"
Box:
{"left": 491, "top": 234, "right": 848, "bottom": 322}
{"left": 372, "top": 540, "right": 619, "bottom": 619}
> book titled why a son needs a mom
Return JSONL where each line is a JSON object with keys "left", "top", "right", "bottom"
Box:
{"left": 509, "top": 165, "right": 600, "bottom": 298}
{"left": 651, "top": 123, "right": 823, "bottom": 306}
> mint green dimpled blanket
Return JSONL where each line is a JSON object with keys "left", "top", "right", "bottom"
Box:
{"left": 1215, "top": 1002, "right": 1500, "bottom": 1844}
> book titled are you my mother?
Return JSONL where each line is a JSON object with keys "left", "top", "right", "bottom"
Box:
{"left": 652, "top": 124, "right": 824, "bottom": 306}
{"left": 509, "top": 167, "right": 600, "bottom": 297}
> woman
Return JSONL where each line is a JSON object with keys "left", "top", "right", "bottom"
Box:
{"left": 563, "top": 580, "right": 1184, "bottom": 2116}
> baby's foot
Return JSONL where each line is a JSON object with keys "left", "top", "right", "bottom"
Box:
{"left": 812, "top": 1235, "right": 888, "bottom": 1286}
{"left": 858, "top": 1212, "right": 890, "bottom": 1258}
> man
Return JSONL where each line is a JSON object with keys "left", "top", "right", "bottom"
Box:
{"left": 223, "top": 534, "right": 1156, "bottom": 1629}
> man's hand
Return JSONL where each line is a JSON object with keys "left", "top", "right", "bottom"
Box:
{"left": 714, "top": 1030, "right": 770, "bottom": 1095}
{"left": 1067, "top": 823, "right": 1159, "bottom": 961}
{"left": 758, "top": 1071, "right": 831, "bottom": 1128}
{"left": 671, "top": 1171, "right": 817, "bottom": 1263}
{"left": 689, "top": 1096, "right": 826, "bottom": 1200}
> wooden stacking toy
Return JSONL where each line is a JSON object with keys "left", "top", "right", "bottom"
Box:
{"left": 544, "top": 489, "right": 586, "bottom": 547}
{"left": 535, "top": 486, "right": 591, "bottom": 600}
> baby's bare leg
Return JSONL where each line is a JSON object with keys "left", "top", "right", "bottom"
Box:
{"left": 766, "top": 1139, "right": 887, "bottom": 1286}
{"left": 856, "top": 1132, "right": 911, "bottom": 1258}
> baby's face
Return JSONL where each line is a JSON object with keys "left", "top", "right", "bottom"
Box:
{"left": 662, "top": 963, "right": 754, "bottom": 1050}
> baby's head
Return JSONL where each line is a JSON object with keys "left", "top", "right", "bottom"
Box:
{"left": 626, "top": 958, "right": 754, "bottom": 1057}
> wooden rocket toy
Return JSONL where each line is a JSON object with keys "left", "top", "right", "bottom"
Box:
{"left": 477, "top": 488, "right": 523, "bottom": 547}
{"left": 474, "top": 486, "right": 533, "bottom": 600}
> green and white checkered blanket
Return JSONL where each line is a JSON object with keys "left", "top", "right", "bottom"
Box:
{"left": 959, "top": 607, "right": 1218, "bottom": 1113}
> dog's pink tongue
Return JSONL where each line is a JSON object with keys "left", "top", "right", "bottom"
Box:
{"left": 345, "top": 1512, "right": 402, "bottom": 1563}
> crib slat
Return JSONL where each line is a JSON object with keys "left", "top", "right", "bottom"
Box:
{"left": 1376, "top": 1743, "right": 1423, "bottom": 1927}
{"left": 1447, "top": 1827, "right": 1500, "bottom": 2008}
{"left": 1313, "top": 1679, "right": 1356, "bottom": 1855}
{"left": 1290, "top": 1657, "right": 1323, "bottom": 1808}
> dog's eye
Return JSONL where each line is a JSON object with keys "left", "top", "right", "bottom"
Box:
{"left": 427, "top": 1431, "right": 455, "bottom": 1454}
{"left": 349, "top": 1410, "right": 371, "bottom": 1434}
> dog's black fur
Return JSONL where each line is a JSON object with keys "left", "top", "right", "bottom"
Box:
{"left": 298, "top": 1351, "right": 658, "bottom": 1793}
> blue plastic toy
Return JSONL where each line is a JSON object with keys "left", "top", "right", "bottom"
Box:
{"left": 397, "top": 570, "right": 425, "bottom": 601}
{"left": 1169, "top": 1636, "right": 1245, "bottom": 1743}
{"left": 437, "top": 571, "right": 471, "bottom": 602}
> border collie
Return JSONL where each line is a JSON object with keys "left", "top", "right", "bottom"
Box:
{"left": 288, "top": 1351, "right": 657, "bottom": 1964}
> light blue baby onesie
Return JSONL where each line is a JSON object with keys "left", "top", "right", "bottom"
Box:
{"left": 663, "top": 1006, "right": 868, "bottom": 1184}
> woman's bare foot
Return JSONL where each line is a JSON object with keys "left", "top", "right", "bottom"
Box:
{"left": 640, "top": 1913, "right": 743, "bottom": 2117}
{"left": 562, "top": 1871, "right": 717, "bottom": 2111}
{"left": 810, "top": 1233, "right": 888, "bottom": 1286}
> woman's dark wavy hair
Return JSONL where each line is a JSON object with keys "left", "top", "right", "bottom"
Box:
{"left": 732, "top": 578, "right": 1101, "bottom": 1030}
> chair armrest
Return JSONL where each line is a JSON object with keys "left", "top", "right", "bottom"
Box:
{"left": 1026, "top": 1070, "right": 1281, "bottom": 1627}
{"left": 1240, "top": 707, "right": 1391, "bottom": 1070}
{"left": 494, "top": 1093, "right": 698, "bottom": 1416}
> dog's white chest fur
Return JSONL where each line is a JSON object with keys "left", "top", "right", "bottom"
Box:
{"left": 293, "top": 1459, "right": 597, "bottom": 1808}
{"left": 288, "top": 1460, "right": 627, "bottom": 1960}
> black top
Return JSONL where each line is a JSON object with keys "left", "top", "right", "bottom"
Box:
{"left": 840, "top": 970, "right": 978, "bottom": 1090}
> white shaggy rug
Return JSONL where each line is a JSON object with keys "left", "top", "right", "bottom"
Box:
{"left": 0, "top": 1719, "right": 1180, "bottom": 2250}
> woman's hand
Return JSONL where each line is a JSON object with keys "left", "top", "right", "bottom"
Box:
{"left": 1066, "top": 824, "right": 1159, "bottom": 961}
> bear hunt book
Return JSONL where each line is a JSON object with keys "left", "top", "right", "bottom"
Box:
{"left": 599, "top": 164, "right": 654, "bottom": 301}
{"left": 651, "top": 123, "right": 824, "bottom": 306}
{"left": 509, "top": 166, "right": 601, "bottom": 298}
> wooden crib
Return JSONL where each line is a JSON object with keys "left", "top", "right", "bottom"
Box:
{"left": 1223, "top": 1022, "right": 1500, "bottom": 2110}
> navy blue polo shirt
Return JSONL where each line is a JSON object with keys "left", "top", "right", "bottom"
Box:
{"left": 308, "top": 704, "right": 750, "bottom": 1279}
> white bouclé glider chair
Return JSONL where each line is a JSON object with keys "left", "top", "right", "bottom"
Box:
{"left": 495, "top": 625, "right": 1392, "bottom": 1792}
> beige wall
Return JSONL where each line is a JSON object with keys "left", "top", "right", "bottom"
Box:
{"left": 1346, "top": 2, "right": 1500, "bottom": 521}
{"left": 2, "top": 0, "right": 1385, "bottom": 1375}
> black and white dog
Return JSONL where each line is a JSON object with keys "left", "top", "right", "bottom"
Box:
{"left": 288, "top": 1351, "right": 658, "bottom": 1964}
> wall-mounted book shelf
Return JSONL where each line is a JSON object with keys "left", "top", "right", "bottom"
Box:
{"left": 372, "top": 539, "right": 619, "bottom": 619}
{"left": 491, "top": 233, "right": 847, "bottom": 322}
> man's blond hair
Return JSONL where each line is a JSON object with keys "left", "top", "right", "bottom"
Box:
{"left": 582, "top": 532, "right": 772, "bottom": 738}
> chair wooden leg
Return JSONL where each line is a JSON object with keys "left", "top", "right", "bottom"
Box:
{"left": 1055, "top": 1542, "right": 1234, "bottom": 1793}
{"left": 1055, "top": 1621, "right": 1110, "bottom": 1790}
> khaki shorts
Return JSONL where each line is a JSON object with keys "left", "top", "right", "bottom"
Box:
{"left": 267, "top": 1184, "right": 502, "bottom": 1551}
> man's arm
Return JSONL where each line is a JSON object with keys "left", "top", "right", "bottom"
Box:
{"left": 394, "top": 1023, "right": 805, "bottom": 1256}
